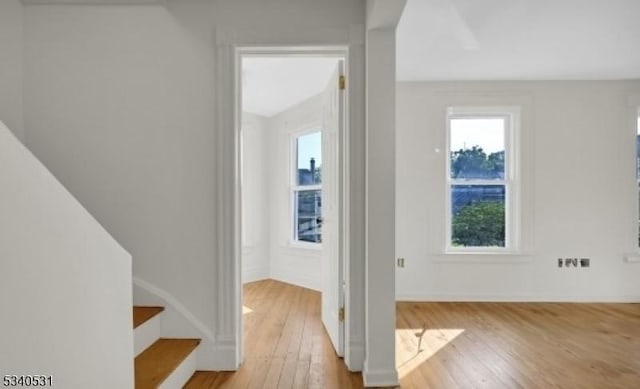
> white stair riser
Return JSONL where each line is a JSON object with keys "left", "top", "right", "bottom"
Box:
{"left": 158, "top": 346, "right": 198, "bottom": 389}
{"left": 134, "top": 314, "right": 161, "bottom": 357}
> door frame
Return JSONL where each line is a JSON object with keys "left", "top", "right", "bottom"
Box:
{"left": 233, "top": 46, "right": 350, "bottom": 364}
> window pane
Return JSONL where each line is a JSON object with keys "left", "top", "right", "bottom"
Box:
{"left": 297, "top": 131, "right": 322, "bottom": 185}
{"left": 450, "top": 118, "right": 505, "bottom": 179}
{"left": 451, "top": 185, "right": 505, "bottom": 247}
{"left": 295, "top": 190, "right": 322, "bottom": 243}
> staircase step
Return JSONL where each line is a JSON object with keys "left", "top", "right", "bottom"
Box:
{"left": 133, "top": 306, "right": 165, "bottom": 329}
{"left": 134, "top": 306, "right": 163, "bottom": 357}
{"left": 135, "top": 338, "right": 201, "bottom": 389}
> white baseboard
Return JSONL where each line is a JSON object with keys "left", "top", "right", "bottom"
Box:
{"left": 346, "top": 340, "right": 365, "bottom": 371}
{"left": 242, "top": 266, "right": 269, "bottom": 283}
{"left": 362, "top": 364, "right": 399, "bottom": 387}
{"left": 396, "top": 293, "right": 640, "bottom": 303}
{"left": 195, "top": 339, "right": 239, "bottom": 371}
{"left": 270, "top": 266, "right": 320, "bottom": 291}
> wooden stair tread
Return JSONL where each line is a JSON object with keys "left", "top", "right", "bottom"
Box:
{"left": 133, "top": 306, "right": 164, "bottom": 328}
{"left": 135, "top": 338, "right": 201, "bottom": 389}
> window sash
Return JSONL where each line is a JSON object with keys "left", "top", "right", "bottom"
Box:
{"left": 293, "top": 189, "right": 322, "bottom": 244}
{"left": 291, "top": 128, "right": 323, "bottom": 245}
{"left": 445, "top": 108, "right": 519, "bottom": 253}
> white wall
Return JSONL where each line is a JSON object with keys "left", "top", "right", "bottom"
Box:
{"left": 23, "top": 1, "right": 219, "bottom": 366}
{"left": 240, "top": 96, "right": 324, "bottom": 291}
{"left": 0, "top": 0, "right": 24, "bottom": 141}
{"left": 23, "top": 0, "right": 367, "bottom": 370}
{"left": 241, "top": 112, "right": 270, "bottom": 283}
{"left": 267, "top": 95, "right": 324, "bottom": 291}
{"left": 396, "top": 80, "right": 640, "bottom": 302}
{"left": 0, "top": 120, "right": 133, "bottom": 388}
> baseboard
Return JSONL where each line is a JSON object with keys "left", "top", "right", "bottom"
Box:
{"left": 242, "top": 266, "right": 269, "bottom": 283}
{"left": 270, "top": 266, "right": 320, "bottom": 291}
{"left": 133, "top": 276, "right": 216, "bottom": 342}
{"left": 345, "top": 340, "right": 365, "bottom": 371}
{"left": 362, "top": 364, "right": 399, "bottom": 387}
{"left": 396, "top": 293, "right": 640, "bottom": 303}
{"left": 196, "top": 339, "right": 239, "bottom": 371}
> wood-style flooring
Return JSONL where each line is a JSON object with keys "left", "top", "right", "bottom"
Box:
{"left": 185, "top": 279, "right": 363, "bottom": 388}
{"left": 186, "top": 280, "right": 640, "bottom": 388}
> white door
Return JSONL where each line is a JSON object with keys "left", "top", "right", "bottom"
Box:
{"left": 321, "top": 60, "right": 345, "bottom": 356}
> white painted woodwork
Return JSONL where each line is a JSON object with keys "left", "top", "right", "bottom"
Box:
{"left": 363, "top": 0, "right": 405, "bottom": 386}
{"left": 321, "top": 60, "right": 345, "bottom": 356}
{"left": 0, "top": 120, "right": 134, "bottom": 388}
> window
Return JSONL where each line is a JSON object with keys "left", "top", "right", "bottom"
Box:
{"left": 446, "top": 107, "right": 519, "bottom": 252}
{"left": 293, "top": 130, "right": 322, "bottom": 244}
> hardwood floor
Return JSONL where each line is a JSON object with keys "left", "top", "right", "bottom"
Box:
{"left": 186, "top": 280, "right": 640, "bottom": 388}
{"left": 396, "top": 301, "right": 640, "bottom": 389}
{"left": 185, "top": 280, "right": 364, "bottom": 389}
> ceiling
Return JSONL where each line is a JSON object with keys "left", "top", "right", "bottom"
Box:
{"left": 396, "top": 0, "right": 640, "bottom": 81}
{"left": 242, "top": 57, "right": 339, "bottom": 117}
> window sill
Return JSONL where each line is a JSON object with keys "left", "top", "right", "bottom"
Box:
{"left": 289, "top": 241, "right": 322, "bottom": 251}
{"left": 624, "top": 254, "right": 640, "bottom": 263}
{"left": 434, "top": 251, "right": 531, "bottom": 264}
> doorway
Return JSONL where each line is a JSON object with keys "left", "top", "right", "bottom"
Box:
{"left": 238, "top": 49, "right": 348, "bottom": 364}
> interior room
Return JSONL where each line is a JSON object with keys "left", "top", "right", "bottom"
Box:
{"left": 1, "top": 0, "right": 639, "bottom": 388}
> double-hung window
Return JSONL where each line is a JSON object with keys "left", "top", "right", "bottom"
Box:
{"left": 292, "top": 130, "right": 322, "bottom": 244}
{"left": 446, "top": 107, "right": 520, "bottom": 252}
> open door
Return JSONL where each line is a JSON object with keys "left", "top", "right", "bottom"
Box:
{"left": 321, "top": 60, "right": 345, "bottom": 356}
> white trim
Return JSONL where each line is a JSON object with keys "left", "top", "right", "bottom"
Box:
{"left": 270, "top": 264, "right": 322, "bottom": 292}
{"left": 234, "top": 45, "right": 354, "bottom": 369}
{"left": 362, "top": 366, "right": 399, "bottom": 387}
{"left": 432, "top": 253, "right": 532, "bottom": 263}
{"left": 133, "top": 276, "right": 216, "bottom": 343}
{"left": 346, "top": 340, "right": 365, "bottom": 371}
{"left": 396, "top": 293, "right": 640, "bottom": 303}
{"left": 241, "top": 265, "right": 269, "bottom": 283}
{"left": 635, "top": 106, "right": 640, "bottom": 251}
{"left": 445, "top": 106, "right": 521, "bottom": 253}
{"left": 625, "top": 254, "right": 640, "bottom": 263}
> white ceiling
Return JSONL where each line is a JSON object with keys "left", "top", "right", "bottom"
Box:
{"left": 242, "top": 57, "right": 339, "bottom": 117}
{"left": 397, "top": 0, "right": 640, "bottom": 81}
{"left": 243, "top": 1, "right": 640, "bottom": 115}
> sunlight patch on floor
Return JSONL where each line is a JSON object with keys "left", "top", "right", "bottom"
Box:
{"left": 396, "top": 328, "right": 465, "bottom": 379}
{"left": 243, "top": 305, "right": 254, "bottom": 315}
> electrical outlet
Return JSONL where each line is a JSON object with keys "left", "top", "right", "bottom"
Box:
{"left": 558, "top": 258, "right": 590, "bottom": 268}
{"left": 397, "top": 257, "right": 405, "bottom": 268}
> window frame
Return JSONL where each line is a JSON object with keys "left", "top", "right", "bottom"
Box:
{"left": 445, "top": 106, "right": 521, "bottom": 254}
{"left": 290, "top": 124, "right": 323, "bottom": 248}
{"left": 636, "top": 109, "right": 640, "bottom": 249}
